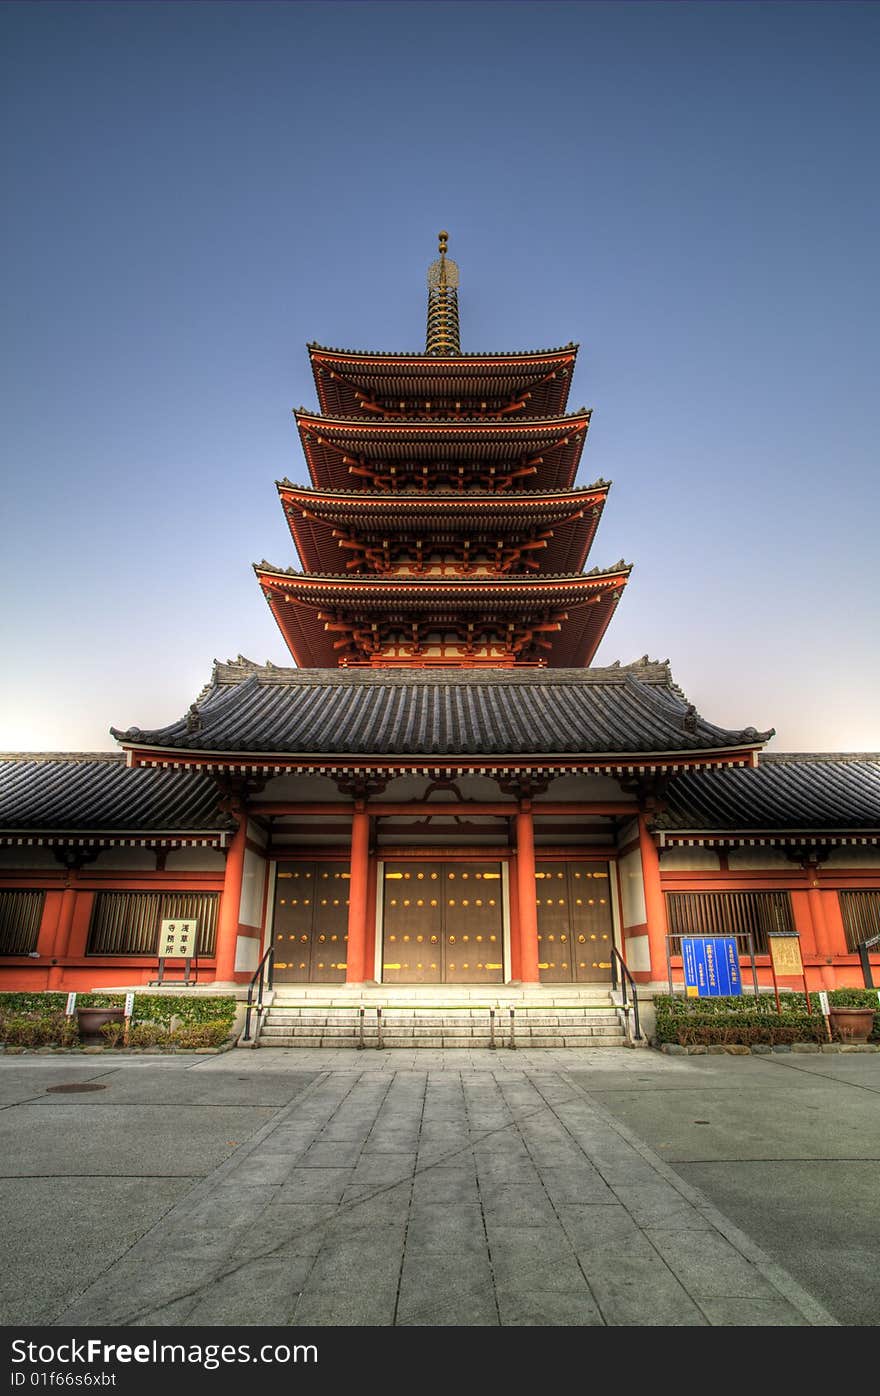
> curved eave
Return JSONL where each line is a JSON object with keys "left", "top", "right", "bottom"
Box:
{"left": 254, "top": 565, "right": 630, "bottom": 600}
{"left": 119, "top": 744, "right": 766, "bottom": 773}
{"left": 309, "top": 346, "right": 578, "bottom": 418}
{"left": 278, "top": 482, "right": 608, "bottom": 576}
{"left": 296, "top": 411, "right": 591, "bottom": 492}
{"left": 308, "top": 345, "right": 579, "bottom": 367}
{"left": 0, "top": 828, "right": 228, "bottom": 847}
{"left": 658, "top": 828, "right": 880, "bottom": 847}
{"left": 295, "top": 408, "right": 591, "bottom": 440}
{"left": 255, "top": 567, "right": 630, "bottom": 668}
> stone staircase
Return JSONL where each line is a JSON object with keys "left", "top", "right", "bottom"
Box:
{"left": 250, "top": 985, "right": 633, "bottom": 1049}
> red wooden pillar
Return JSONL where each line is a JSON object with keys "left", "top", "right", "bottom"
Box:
{"left": 346, "top": 801, "right": 370, "bottom": 984}
{"left": 50, "top": 884, "right": 77, "bottom": 958}
{"left": 806, "top": 865, "right": 836, "bottom": 988}
{"left": 215, "top": 810, "right": 248, "bottom": 982}
{"left": 638, "top": 812, "right": 669, "bottom": 982}
{"left": 516, "top": 800, "right": 540, "bottom": 983}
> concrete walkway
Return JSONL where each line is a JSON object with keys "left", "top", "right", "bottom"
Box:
{"left": 1, "top": 1046, "right": 875, "bottom": 1326}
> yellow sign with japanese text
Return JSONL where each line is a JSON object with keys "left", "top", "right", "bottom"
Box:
{"left": 768, "top": 935, "right": 803, "bottom": 977}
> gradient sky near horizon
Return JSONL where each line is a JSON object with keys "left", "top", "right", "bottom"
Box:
{"left": 2, "top": 0, "right": 878, "bottom": 755}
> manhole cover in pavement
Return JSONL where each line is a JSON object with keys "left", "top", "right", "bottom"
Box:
{"left": 45, "top": 1083, "right": 108, "bottom": 1094}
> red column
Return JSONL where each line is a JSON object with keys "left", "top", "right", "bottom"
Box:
{"left": 215, "top": 810, "right": 247, "bottom": 982}
{"left": 346, "top": 801, "right": 370, "bottom": 984}
{"left": 51, "top": 885, "right": 77, "bottom": 958}
{"left": 806, "top": 866, "right": 836, "bottom": 989}
{"left": 516, "top": 800, "right": 540, "bottom": 983}
{"left": 638, "top": 812, "right": 669, "bottom": 983}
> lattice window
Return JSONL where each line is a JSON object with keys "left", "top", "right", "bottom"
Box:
{"left": 665, "top": 891, "right": 794, "bottom": 955}
{"left": 838, "top": 891, "right": 880, "bottom": 953}
{"left": 0, "top": 890, "right": 44, "bottom": 955}
{"left": 87, "top": 892, "right": 218, "bottom": 956}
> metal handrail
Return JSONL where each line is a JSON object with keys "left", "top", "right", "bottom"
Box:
{"left": 241, "top": 944, "right": 275, "bottom": 1043}
{"left": 856, "top": 933, "right": 880, "bottom": 989}
{"left": 610, "top": 947, "right": 643, "bottom": 1042}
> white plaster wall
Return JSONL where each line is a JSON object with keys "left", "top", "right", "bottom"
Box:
{"left": 239, "top": 848, "right": 267, "bottom": 928}
{"left": 246, "top": 819, "right": 268, "bottom": 849}
{"left": 659, "top": 848, "right": 721, "bottom": 871}
{"left": 624, "top": 932, "right": 651, "bottom": 973}
{"left": 619, "top": 847, "right": 646, "bottom": 929}
{"left": 259, "top": 773, "right": 346, "bottom": 801}
{"left": 234, "top": 936, "right": 260, "bottom": 972}
{"left": 727, "top": 848, "right": 792, "bottom": 870}
{"left": 164, "top": 847, "right": 226, "bottom": 872}
{"left": 617, "top": 819, "right": 639, "bottom": 850}
{"left": 534, "top": 774, "right": 633, "bottom": 802}
{"left": 91, "top": 848, "right": 157, "bottom": 870}
{"left": 824, "top": 847, "right": 880, "bottom": 869}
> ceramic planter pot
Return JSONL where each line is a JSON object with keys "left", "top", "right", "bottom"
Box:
{"left": 828, "top": 1006, "right": 875, "bottom": 1044}
{"left": 76, "top": 1007, "right": 125, "bottom": 1044}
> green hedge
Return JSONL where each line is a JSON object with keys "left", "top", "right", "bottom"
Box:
{"left": 655, "top": 993, "right": 828, "bottom": 1046}
{"left": 0, "top": 992, "right": 237, "bottom": 1048}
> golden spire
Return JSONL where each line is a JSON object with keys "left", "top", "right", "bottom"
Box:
{"left": 426, "top": 229, "right": 461, "bottom": 356}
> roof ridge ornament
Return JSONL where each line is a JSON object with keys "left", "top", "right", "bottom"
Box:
{"left": 426, "top": 230, "right": 461, "bottom": 357}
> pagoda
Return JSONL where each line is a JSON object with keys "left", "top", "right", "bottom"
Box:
{"left": 254, "top": 232, "right": 630, "bottom": 670}
{"left": 11, "top": 231, "right": 877, "bottom": 1016}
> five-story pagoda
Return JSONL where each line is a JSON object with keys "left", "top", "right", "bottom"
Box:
{"left": 255, "top": 233, "right": 630, "bottom": 670}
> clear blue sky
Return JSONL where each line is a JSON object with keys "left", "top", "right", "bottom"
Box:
{"left": 2, "top": 1, "right": 878, "bottom": 753}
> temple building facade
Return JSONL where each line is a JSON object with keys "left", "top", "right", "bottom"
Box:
{"left": 1, "top": 235, "right": 878, "bottom": 1025}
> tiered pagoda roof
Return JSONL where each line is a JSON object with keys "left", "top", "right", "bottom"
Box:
{"left": 256, "top": 232, "right": 631, "bottom": 670}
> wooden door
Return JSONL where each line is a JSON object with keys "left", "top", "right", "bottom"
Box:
{"left": 272, "top": 862, "right": 349, "bottom": 983}
{"left": 537, "top": 860, "right": 613, "bottom": 983}
{"left": 382, "top": 860, "right": 504, "bottom": 984}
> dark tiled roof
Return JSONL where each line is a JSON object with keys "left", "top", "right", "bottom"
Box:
{"left": 0, "top": 753, "right": 227, "bottom": 833}
{"left": 657, "top": 754, "right": 880, "bottom": 832}
{"left": 111, "top": 660, "right": 772, "bottom": 760}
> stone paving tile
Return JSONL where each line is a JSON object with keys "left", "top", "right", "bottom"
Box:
{"left": 275, "top": 1168, "right": 353, "bottom": 1203}
{"left": 293, "top": 1286, "right": 399, "bottom": 1326}
{"left": 349, "top": 1153, "right": 417, "bottom": 1185}
{"left": 490, "top": 1248, "right": 586, "bottom": 1293}
{"left": 246, "top": 1203, "right": 338, "bottom": 1256}
{"left": 556, "top": 1202, "right": 645, "bottom": 1251}
{"left": 643, "top": 1228, "right": 783, "bottom": 1299}
{"left": 480, "top": 1183, "right": 558, "bottom": 1227}
{"left": 496, "top": 1287, "right": 604, "bottom": 1326}
{"left": 307, "top": 1239, "right": 403, "bottom": 1290}
{"left": 397, "top": 1252, "right": 497, "bottom": 1326}
{"left": 484, "top": 1220, "right": 573, "bottom": 1260}
{"left": 186, "top": 1256, "right": 313, "bottom": 1325}
{"left": 609, "top": 1182, "right": 714, "bottom": 1230}
{"left": 700, "top": 1296, "right": 810, "bottom": 1326}
{"left": 539, "top": 1165, "right": 617, "bottom": 1205}
{"left": 411, "top": 1169, "right": 480, "bottom": 1204}
{"left": 405, "top": 1202, "right": 486, "bottom": 1253}
{"left": 298, "top": 1141, "right": 364, "bottom": 1168}
{"left": 580, "top": 1251, "right": 709, "bottom": 1326}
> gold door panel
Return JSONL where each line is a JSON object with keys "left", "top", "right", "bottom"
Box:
{"left": 537, "top": 861, "right": 612, "bottom": 984}
{"left": 383, "top": 860, "right": 503, "bottom": 985}
{"left": 273, "top": 862, "right": 349, "bottom": 984}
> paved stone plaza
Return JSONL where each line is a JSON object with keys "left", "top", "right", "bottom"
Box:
{"left": 1, "top": 1046, "right": 877, "bottom": 1326}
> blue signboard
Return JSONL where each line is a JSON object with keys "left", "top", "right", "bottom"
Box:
{"left": 681, "top": 936, "right": 742, "bottom": 997}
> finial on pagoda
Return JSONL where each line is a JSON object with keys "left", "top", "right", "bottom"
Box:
{"left": 426, "top": 229, "right": 461, "bottom": 356}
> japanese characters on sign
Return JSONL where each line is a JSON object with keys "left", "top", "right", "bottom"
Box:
{"left": 767, "top": 933, "right": 804, "bottom": 978}
{"left": 158, "top": 918, "right": 198, "bottom": 959}
{"left": 681, "top": 936, "right": 742, "bottom": 998}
